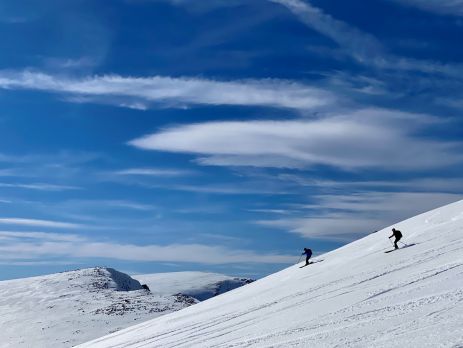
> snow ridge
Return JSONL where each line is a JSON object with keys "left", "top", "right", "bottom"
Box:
{"left": 0, "top": 267, "right": 196, "bottom": 347}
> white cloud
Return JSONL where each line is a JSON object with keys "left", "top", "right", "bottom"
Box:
{"left": 0, "top": 216, "right": 293, "bottom": 265}
{"left": 0, "top": 261, "right": 78, "bottom": 266}
{"left": 305, "top": 192, "right": 462, "bottom": 216}
{"left": 60, "top": 199, "right": 156, "bottom": 212}
{"left": 99, "top": 200, "right": 155, "bottom": 211}
{"left": 247, "top": 209, "right": 292, "bottom": 215}
{"left": 42, "top": 56, "right": 97, "bottom": 69}
{"left": 257, "top": 193, "right": 462, "bottom": 240}
{"left": 0, "top": 182, "right": 80, "bottom": 191}
{"left": 0, "top": 150, "right": 101, "bottom": 166}
{"left": 258, "top": 215, "right": 379, "bottom": 241}
{"left": 0, "top": 218, "right": 82, "bottom": 229}
{"left": 277, "top": 175, "right": 463, "bottom": 193}
{"left": 115, "top": 168, "right": 195, "bottom": 177}
{"left": 388, "top": 0, "right": 463, "bottom": 16}
{"left": 129, "top": 108, "right": 463, "bottom": 171}
{"left": 0, "top": 70, "right": 333, "bottom": 110}
{"left": 0, "top": 231, "right": 85, "bottom": 242}
{"left": 138, "top": 0, "right": 250, "bottom": 15}
{"left": 76, "top": 243, "right": 294, "bottom": 264}
{"left": 159, "top": 183, "right": 290, "bottom": 195}
{"left": 270, "top": 0, "right": 382, "bottom": 61}
{"left": 0, "top": 169, "right": 19, "bottom": 177}
{"left": 0, "top": 240, "right": 294, "bottom": 265}
{"left": 147, "top": 0, "right": 241, "bottom": 8}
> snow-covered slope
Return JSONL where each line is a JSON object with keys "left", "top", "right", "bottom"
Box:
{"left": 0, "top": 267, "right": 253, "bottom": 348}
{"left": 0, "top": 267, "right": 196, "bottom": 348}
{"left": 79, "top": 200, "right": 463, "bottom": 348}
{"left": 134, "top": 272, "right": 254, "bottom": 301}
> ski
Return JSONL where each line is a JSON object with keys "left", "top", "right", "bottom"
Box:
{"left": 384, "top": 243, "right": 416, "bottom": 253}
{"left": 299, "top": 260, "right": 324, "bottom": 268}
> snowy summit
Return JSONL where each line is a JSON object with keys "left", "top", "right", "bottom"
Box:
{"left": 79, "top": 200, "right": 463, "bottom": 347}
{"left": 0, "top": 268, "right": 251, "bottom": 347}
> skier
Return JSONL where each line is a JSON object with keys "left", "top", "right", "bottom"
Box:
{"left": 302, "top": 248, "right": 312, "bottom": 266}
{"left": 389, "top": 228, "right": 403, "bottom": 249}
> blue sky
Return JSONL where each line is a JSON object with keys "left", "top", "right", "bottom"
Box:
{"left": 0, "top": 0, "right": 462, "bottom": 280}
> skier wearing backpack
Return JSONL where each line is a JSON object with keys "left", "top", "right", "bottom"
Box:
{"left": 302, "top": 248, "right": 312, "bottom": 266}
{"left": 389, "top": 228, "right": 403, "bottom": 249}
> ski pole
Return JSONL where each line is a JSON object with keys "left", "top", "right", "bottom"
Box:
{"left": 296, "top": 254, "right": 303, "bottom": 264}
{"left": 399, "top": 240, "right": 408, "bottom": 247}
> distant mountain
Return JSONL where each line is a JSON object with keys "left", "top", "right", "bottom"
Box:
{"left": 0, "top": 267, "right": 252, "bottom": 348}
{"left": 134, "top": 271, "right": 254, "bottom": 301}
{"left": 80, "top": 200, "right": 463, "bottom": 348}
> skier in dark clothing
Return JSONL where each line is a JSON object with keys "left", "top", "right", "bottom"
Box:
{"left": 302, "top": 248, "right": 312, "bottom": 265}
{"left": 389, "top": 228, "right": 403, "bottom": 249}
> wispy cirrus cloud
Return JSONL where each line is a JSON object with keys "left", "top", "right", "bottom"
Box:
{"left": 154, "top": 183, "right": 291, "bottom": 195}
{"left": 0, "top": 70, "right": 334, "bottom": 110}
{"left": 0, "top": 218, "right": 83, "bottom": 229}
{"left": 0, "top": 232, "right": 294, "bottom": 264}
{"left": 115, "top": 168, "right": 196, "bottom": 177}
{"left": 387, "top": 0, "right": 463, "bottom": 16}
{"left": 257, "top": 193, "right": 462, "bottom": 240}
{"left": 144, "top": 0, "right": 244, "bottom": 12}
{"left": 0, "top": 231, "right": 85, "bottom": 242}
{"left": 279, "top": 176, "right": 463, "bottom": 194}
{"left": 270, "top": 0, "right": 382, "bottom": 62}
{"left": 0, "top": 261, "right": 79, "bottom": 266}
{"left": 129, "top": 108, "right": 463, "bottom": 171}
{"left": 0, "top": 182, "right": 80, "bottom": 191}
{"left": 41, "top": 56, "right": 98, "bottom": 70}
{"left": 0, "top": 151, "right": 100, "bottom": 164}
{"left": 270, "top": 0, "right": 463, "bottom": 76}
{"left": 57, "top": 199, "right": 156, "bottom": 212}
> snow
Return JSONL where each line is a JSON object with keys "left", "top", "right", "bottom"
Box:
{"left": 134, "top": 272, "right": 253, "bottom": 301}
{"left": 78, "top": 199, "right": 463, "bottom": 347}
{"left": 0, "top": 268, "right": 195, "bottom": 348}
{"left": 0, "top": 267, "right": 252, "bottom": 348}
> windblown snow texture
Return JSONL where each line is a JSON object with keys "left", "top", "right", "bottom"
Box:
{"left": 79, "top": 200, "right": 463, "bottom": 348}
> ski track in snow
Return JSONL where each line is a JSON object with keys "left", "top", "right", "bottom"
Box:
{"left": 78, "top": 200, "right": 463, "bottom": 348}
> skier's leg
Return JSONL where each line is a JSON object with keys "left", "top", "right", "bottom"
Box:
{"left": 394, "top": 238, "right": 399, "bottom": 249}
{"left": 305, "top": 256, "right": 309, "bottom": 265}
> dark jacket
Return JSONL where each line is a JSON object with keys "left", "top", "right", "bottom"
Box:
{"left": 389, "top": 229, "right": 402, "bottom": 239}
{"left": 302, "top": 249, "right": 312, "bottom": 257}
